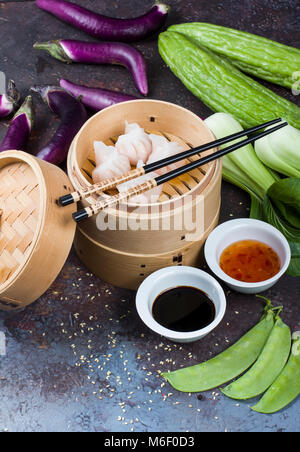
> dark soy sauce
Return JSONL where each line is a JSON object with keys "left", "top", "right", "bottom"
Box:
{"left": 152, "top": 286, "right": 216, "bottom": 332}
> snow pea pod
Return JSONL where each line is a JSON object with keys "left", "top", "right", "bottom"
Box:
{"left": 251, "top": 332, "right": 300, "bottom": 414}
{"left": 161, "top": 302, "right": 275, "bottom": 393}
{"left": 222, "top": 314, "right": 291, "bottom": 400}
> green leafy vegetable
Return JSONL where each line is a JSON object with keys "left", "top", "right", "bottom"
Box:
{"left": 205, "top": 113, "right": 300, "bottom": 276}
{"left": 205, "top": 113, "right": 277, "bottom": 194}
{"left": 262, "top": 195, "right": 300, "bottom": 277}
{"left": 268, "top": 178, "right": 300, "bottom": 228}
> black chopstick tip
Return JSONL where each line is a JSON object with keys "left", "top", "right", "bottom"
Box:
{"left": 73, "top": 210, "right": 89, "bottom": 223}
{"left": 59, "top": 194, "right": 75, "bottom": 207}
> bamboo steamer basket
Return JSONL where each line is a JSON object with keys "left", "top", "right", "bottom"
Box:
{"left": 0, "top": 151, "right": 76, "bottom": 310}
{"left": 67, "top": 100, "right": 222, "bottom": 289}
{"left": 74, "top": 206, "right": 220, "bottom": 290}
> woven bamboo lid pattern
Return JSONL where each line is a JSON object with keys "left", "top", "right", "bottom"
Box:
{"left": 0, "top": 151, "right": 76, "bottom": 311}
{"left": 0, "top": 161, "right": 40, "bottom": 286}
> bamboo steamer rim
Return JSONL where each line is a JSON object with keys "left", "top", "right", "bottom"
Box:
{"left": 0, "top": 151, "right": 47, "bottom": 292}
{"left": 67, "top": 99, "right": 219, "bottom": 215}
{"left": 76, "top": 200, "right": 221, "bottom": 258}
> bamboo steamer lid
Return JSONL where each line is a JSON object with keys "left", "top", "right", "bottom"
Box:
{"left": 0, "top": 151, "right": 76, "bottom": 310}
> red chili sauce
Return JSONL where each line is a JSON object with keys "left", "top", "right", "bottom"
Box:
{"left": 220, "top": 240, "right": 281, "bottom": 283}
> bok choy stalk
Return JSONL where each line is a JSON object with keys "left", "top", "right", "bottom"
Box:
{"left": 205, "top": 113, "right": 300, "bottom": 276}
{"left": 255, "top": 123, "right": 300, "bottom": 178}
{"left": 205, "top": 113, "right": 277, "bottom": 200}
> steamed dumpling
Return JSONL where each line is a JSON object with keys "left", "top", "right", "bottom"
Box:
{"left": 117, "top": 161, "right": 163, "bottom": 204}
{"left": 147, "top": 134, "right": 186, "bottom": 176}
{"left": 92, "top": 141, "right": 131, "bottom": 183}
{"left": 115, "top": 121, "right": 152, "bottom": 166}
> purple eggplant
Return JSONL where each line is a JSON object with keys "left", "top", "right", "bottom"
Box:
{"left": 35, "top": 0, "right": 169, "bottom": 43}
{"left": 0, "top": 96, "right": 34, "bottom": 152}
{"left": 34, "top": 39, "right": 148, "bottom": 96}
{"left": 0, "top": 80, "right": 20, "bottom": 119}
{"left": 59, "top": 78, "right": 138, "bottom": 111}
{"left": 31, "top": 86, "right": 87, "bottom": 165}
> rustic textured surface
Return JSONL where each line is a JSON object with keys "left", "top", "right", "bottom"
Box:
{"left": 0, "top": 0, "right": 299, "bottom": 433}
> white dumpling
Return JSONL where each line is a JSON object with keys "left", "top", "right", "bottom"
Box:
{"left": 92, "top": 141, "right": 131, "bottom": 183}
{"left": 147, "top": 134, "right": 186, "bottom": 176}
{"left": 117, "top": 161, "right": 162, "bottom": 204}
{"left": 115, "top": 121, "right": 152, "bottom": 166}
{"left": 148, "top": 134, "right": 169, "bottom": 150}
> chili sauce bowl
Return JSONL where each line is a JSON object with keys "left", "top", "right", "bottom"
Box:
{"left": 135, "top": 266, "right": 227, "bottom": 343}
{"left": 204, "top": 219, "right": 291, "bottom": 294}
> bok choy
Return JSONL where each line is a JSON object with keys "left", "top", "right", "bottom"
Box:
{"left": 205, "top": 113, "right": 300, "bottom": 276}
{"left": 255, "top": 123, "right": 300, "bottom": 178}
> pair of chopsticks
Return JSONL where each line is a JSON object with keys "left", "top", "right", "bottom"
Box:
{"left": 58, "top": 118, "right": 288, "bottom": 223}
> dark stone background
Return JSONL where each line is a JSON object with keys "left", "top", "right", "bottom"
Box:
{"left": 0, "top": 0, "right": 299, "bottom": 432}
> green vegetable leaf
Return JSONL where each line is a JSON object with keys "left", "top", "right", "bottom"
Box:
{"left": 268, "top": 178, "right": 300, "bottom": 214}
{"left": 267, "top": 178, "right": 300, "bottom": 229}
{"left": 262, "top": 196, "right": 300, "bottom": 276}
{"left": 249, "top": 195, "right": 264, "bottom": 220}
{"left": 244, "top": 178, "right": 300, "bottom": 276}
{"left": 272, "top": 200, "right": 300, "bottom": 229}
{"left": 288, "top": 245, "right": 300, "bottom": 276}
{"left": 205, "top": 112, "right": 300, "bottom": 276}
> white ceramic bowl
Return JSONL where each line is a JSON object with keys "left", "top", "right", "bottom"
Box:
{"left": 204, "top": 219, "right": 291, "bottom": 294}
{"left": 135, "top": 266, "right": 227, "bottom": 343}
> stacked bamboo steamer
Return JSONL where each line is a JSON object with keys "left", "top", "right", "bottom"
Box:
{"left": 68, "top": 100, "right": 222, "bottom": 290}
{"left": 0, "top": 151, "right": 76, "bottom": 310}
{"left": 0, "top": 100, "right": 222, "bottom": 309}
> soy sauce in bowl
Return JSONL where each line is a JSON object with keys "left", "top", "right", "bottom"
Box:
{"left": 152, "top": 286, "right": 216, "bottom": 333}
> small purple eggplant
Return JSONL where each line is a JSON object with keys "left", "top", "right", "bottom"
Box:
{"left": 32, "top": 86, "right": 87, "bottom": 165}
{"left": 0, "top": 96, "right": 34, "bottom": 152}
{"left": 35, "top": 0, "right": 169, "bottom": 43}
{"left": 34, "top": 40, "right": 148, "bottom": 96}
{"left": 0, "top": 80, "right": 20, "bottom": 119}
{"left": 60, "top": 78, "right": 138, "bottom": 111}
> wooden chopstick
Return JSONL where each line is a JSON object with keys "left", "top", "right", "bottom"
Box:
{"left": 59, "top": 117, "right": 283, "bottom": 207}
{"left": 73, "top": 121, "right": 288, "bottom": 223}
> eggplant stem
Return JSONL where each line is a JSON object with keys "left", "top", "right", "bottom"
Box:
{"left": 7, "top": 80, "right": 20, "bottom": 105}
{"left": 14, "top": 96, "right": 34, "bottom": 127}
{"left": 33, "top": 41, "right": 71, "bottom": 63}
{"left": 155, "top": 2, "right": 170, "bottom": 13}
